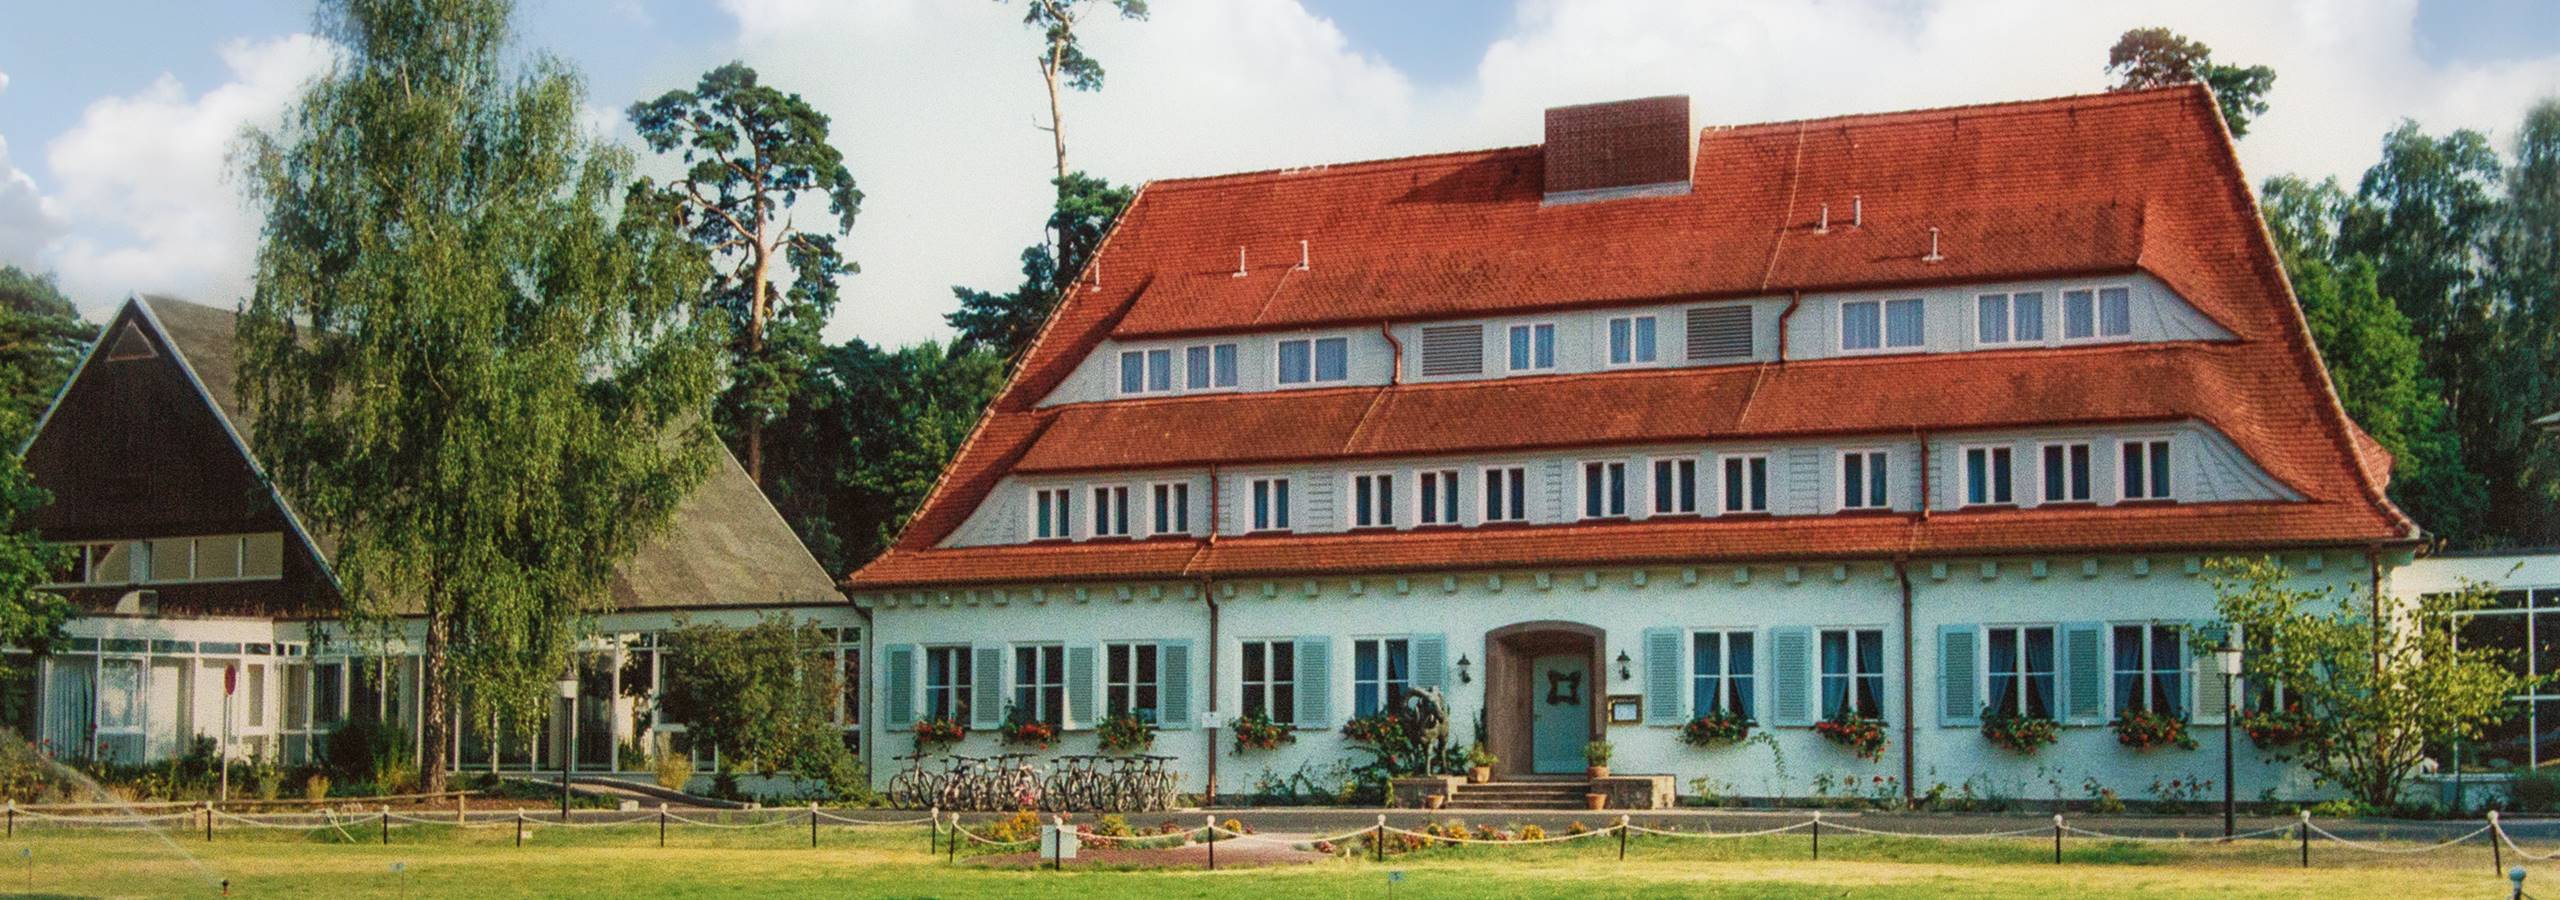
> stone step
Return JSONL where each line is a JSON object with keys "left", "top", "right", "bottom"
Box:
{"left": 1443, "top": 799, "right": 1601, "bottom": 810}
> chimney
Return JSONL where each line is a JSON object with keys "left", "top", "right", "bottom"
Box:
{"left": 1542, "top": 95, "right": 1694, "bottom": 205}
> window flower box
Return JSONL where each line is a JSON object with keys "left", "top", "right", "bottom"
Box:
{"left": 1678, "top": 709, "right": 1753, "bottom": 749}
{"left": 998, "top": 716, "right": 1059, "bottom": 750}
{"left": 1228, "top": 711, "right": 1295, "bottom": 754}
{"left": 1097, "top": 712, "right": 1156, "bottom": 753}
{"left": 2111, "top": 708, "right": 2197, "bottom": 751}
{"left": 2239, "top": 703, "right": 2318, "bottom": 748}
{"left": 1814, "top": 711, "right": 1889, "bottom": 762}
{"left": 911, "top": 717, "right": 967, "bottom": 749}
{"left": 1980, "top": 707, "right": 2060, "bottom": 755}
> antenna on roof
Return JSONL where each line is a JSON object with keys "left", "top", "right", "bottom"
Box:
{"left": 1233, "top": 247, "right": 1248, "bottom": 279}
{"left": 1089, "top": 255, "right": 1102, "bottom": 292}
{"left": 1852, "top": 195, "right": 1864, "bottom": 228}
{"left": 1923, "top": 227, "right": 1944, "bottom": 264}
{"left": 1816, "top": 204, "right": 1830, "bottom": 234}
{"left": 1294, "top": 240, "right": 1310, "bottom": 271}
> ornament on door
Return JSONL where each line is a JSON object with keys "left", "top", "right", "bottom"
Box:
{"left": 1544, "top": 670, "right": 1582, "bottom": 706}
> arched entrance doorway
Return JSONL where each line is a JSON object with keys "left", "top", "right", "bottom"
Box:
{"left": 1483, "top": 621, "right": 1605, "bottom": 777}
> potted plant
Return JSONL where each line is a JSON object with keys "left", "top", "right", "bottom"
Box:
{"left": 1584, "top": 739, "right": 1613, "bottom": 779}
{"left": 1423, "top": 792, "right": 1447, "bottom": 810}
{"left": 1466, "top": 743, "right": 1498, "bottom": 783}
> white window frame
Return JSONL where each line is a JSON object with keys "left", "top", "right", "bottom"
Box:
{"left": 1415, "top": 468, "right": 1461, "bottom": 527}
{"left": 1974, "top": 293, "right": 2013, "bottom": 345}
{"left": 1090, "top": 484, "right": 1131, "bottom": 538}
{"left": 1147, "top": 481, "right": 1190, "bottom": 536}
{"left": 1351, "top": 636, "right": 1412, "bottom": 718}
{"left": 1272, "top": 338, "right": 1313, "bottom": 386}
{"left": 1816, "top": 627, "right": 1888, "bottom": 721}
{"left": 1959, "top": 444, "right": 2015, "bottom": 508}
{"left": 1837, "top": 448, "right": 1891, "bottom": 511}
{"left": 2110, "top": 622, "right": 2186, "bottom": 718}
{"left": 1983, "top": 624, "right": 2059, "bottom": 719}
{"left": 1185, "top": 342, "right": 1239, "bottom": 390}
{"left": 2119, "top": 437, "right": 2173, "bottom": 502}
{"left": 2061, "top": 284, "right": 2134, "bottom": 342}
{"left": 1578, "top": 459, "right": 1628, "bottom": 520}
{"left": 1010, "top": 643, "right": 1066, "bottom": 725}
{"left": 2097, "top": 285, "right": 2133, "bottom": 338}
{"left": 1479, "top": 465, "right": 1528, "bottom": 523}
{"left": 1347, "top": 471, "right": 1397, "bottom": 530}
{"left": 2038, "top": 441, "right": 2093, "bottom": 504}
{"left": 1839, "top": 299, "right": 1884, "bottom": 353}
{"left": 1690, "top": 629, "right": 1756, "bottom": 720}
{"left": 1650, "top": 456, "right": 1698, "bottom": 516}
{"left": 1030, "top": 488, "right": 1074, "bottom": 541}
{"left": 1103, "top": 641, "right": 1162, "bottom": 723}
{"left": 1605, "top": 314, "right": 1659, "bottom": 367}
{"left": 1238, "top": 638, "right": 1295, "bottom": 726}
{"left": 1719, "top": 453, "right": 1770, "bottom": 515}
{"left": 1248, "top": 477, "right": 1293, "bottom": 532}
{"left": 922, "top": 645, "right": 972, "bottom": 723}
{"left": 1505, "top": 322, "right": 1558, "bottom": 373}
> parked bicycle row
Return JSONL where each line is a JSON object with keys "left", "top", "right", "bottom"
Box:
{"left": 885, "top": 753, "right": 1180, "bottom": 812}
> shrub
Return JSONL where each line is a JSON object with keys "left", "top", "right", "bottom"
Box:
{"left": 304, "top": 773, "right": 332, "bottom": 801}
{"left": 1519, "top": 823, "right": 1546, "bottom": 840}
{"left": 1583, "top": 740, "right": 1614, "bottom": 768}
{"left": 2513, "top": 770, "right": 2560, "bottom": 813}
{"left": 652, "top": 750, "right": 694, "bottom": 792}
{"left": 321, "top": 717, "right": 413, "bottom": 788}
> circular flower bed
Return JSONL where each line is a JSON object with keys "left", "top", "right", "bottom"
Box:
{"left": 1678, "top": 709, "right": 1753, "bottom": 748}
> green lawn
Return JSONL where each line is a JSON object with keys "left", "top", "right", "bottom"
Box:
{"left": 7, "top": 819, "right": 2531, "bottom": 898}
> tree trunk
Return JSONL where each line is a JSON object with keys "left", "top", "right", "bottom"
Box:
{"left": 1045, "top": 47, "right": 1069, "bottom": 186}
{"left": 419, "top": 613, "right": 452, "bottom": 795}
{"left": 745, "top": 211, "right": 771, "bottom": 485}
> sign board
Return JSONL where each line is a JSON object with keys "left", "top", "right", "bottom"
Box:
{"left": 1039, "top": 824, "right": 1080, "bottom": 859}
{"left": 1199, "top": 710, "right": 1221, "bottom": 731}
{"left": 223, "top": 665, "right": 237, "bottom": 696}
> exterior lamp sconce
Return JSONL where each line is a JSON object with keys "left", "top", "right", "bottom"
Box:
{"left": 1615, "top": 650, "right": 1633, "bottom": 682}
{"left": 2212, "top": 641, "right": 2244, "bottom": 839}
{"left": 2213, "top": 643, "right": 2245, "bottom": 680}
{"left": 1455, "top": 654, "right": 1473, "bottom": 685}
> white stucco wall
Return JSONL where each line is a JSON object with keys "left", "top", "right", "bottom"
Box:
{"left": 861, "top": 550, "right": 2367, "bottom": 802}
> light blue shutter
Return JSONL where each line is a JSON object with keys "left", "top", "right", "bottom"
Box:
{"left": 1066, "top": 645, "right": 1096, "bottom": 730}
{"left": 1410, "top": 635, "right": 1446, "bottom": 692}
{"left": 1158, "top": 641, "right": 1193, "bottom": 730}
{"left": 1769, "top": 626, "right": 1813, "bottom": 727}
{"left": 1643, "top": 627, "right": 1684, "bottom": 725}
{"left": 881, "top": 645, "right": 916, "bottom": 730}
{"left": 1294, "top": 636, "right": 1332, "bottom": 729}
{"left": 2185, "top": 620, "right": 2221, "bottom": 724}
{"left": 970, "top": 645, "right": 1005, "bottom": 730}
{"left": 2061, "top": 622, "right": 2105, "bottom": 725}
{"left": 1938, "top": 625, "right": 1980, "bottom": 727}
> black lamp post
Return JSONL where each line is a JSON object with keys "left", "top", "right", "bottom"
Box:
{"left": 557, "top": 672, "right": 579, "bottom": 822}
{"left": 2214, "top": 642, "right": 2244, "bottom": 839}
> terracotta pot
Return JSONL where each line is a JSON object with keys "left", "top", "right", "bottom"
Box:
{"left": 1424, "top": 794, "right": 1446, "bottom": 810}
{"left": 1587, "top": 765, "right": 1610, "bottom": 779}
{"left": 1584, "top": 792, "right": 1608, "bottom": 811}
{"left": 1469, "top": 766, "right": 1491, "bottom": 784}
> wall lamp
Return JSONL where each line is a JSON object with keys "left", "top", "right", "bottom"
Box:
{"left": 1455, "top": 654, "right": 1473, "bottom": 685}
{"left": 1615, "top": 650, "right": 1633, "bottom": 682}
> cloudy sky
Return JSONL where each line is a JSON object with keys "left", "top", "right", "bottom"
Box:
{"left": 2, "top": 0, "right": 2556, "bottom": 346}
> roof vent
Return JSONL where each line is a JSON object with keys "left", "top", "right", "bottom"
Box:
{"left": 1542, "top": 95, "right": 1694, "bottom": 206}
{"left": 105, "top": 322, "right": 157, "bottom": 362}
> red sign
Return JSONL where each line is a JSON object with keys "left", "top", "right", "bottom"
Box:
{"left": 223, "top": 665, "right": 237, "bottom": 696}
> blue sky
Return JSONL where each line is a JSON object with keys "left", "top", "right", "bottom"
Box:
{"left": 2, "top": 1, "right": 2556, "bottom": 346}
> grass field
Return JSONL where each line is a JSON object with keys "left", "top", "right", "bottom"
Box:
{"left": 12, "top": 818, "right": 2538, "bottom": 898}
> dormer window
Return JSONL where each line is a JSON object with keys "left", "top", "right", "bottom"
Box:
{"left": 1842, "top": 299, "right": 1923, "bottom": 352}
{"left": 1579, "top": 460, "right": 1628, "bottom": 519}
{"left": 1119, "top": 349, "right": 1174, "bottom": 395}
{"left": 2063, "top": 286, "right": 2133, "bottom": 340}
{"left": 1506, "top": 323, "right": 1556, "bottom": 372}
{"left": 1607, "top": 315, "right": 1657, "bottom": 366}
{"left": 1277, "top": 338, "right": 1348, "bottom": 385}
{"left": 1840, "top": 449, "right": 1891, "bottom": 510}
{"left": 1090, "top": 485, "right": 1131, "bottom": 537}
{"left": 1962, "top": 445, "right": 2015, "bottom": 506}
{"left": 1032, "top": 488, "right": 1073, "bottom": 540}
{"left": 1185, "top": 343, "right": 1238, "bottom": 389}
{"left": 1976, "top": 292, "right": 2045, "bottom": 345}
{"left": 1250, "top": 477, "right": 1293, "bottom": 531}
{"left": 2121, "top": 438, "right": 2172, "bottom": 501}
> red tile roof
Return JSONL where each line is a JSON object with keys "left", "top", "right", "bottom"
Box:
{"left": 849, "top": 84, "right": 2414, "bottom": 591}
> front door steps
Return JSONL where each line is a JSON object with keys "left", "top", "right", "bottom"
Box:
{"left": 1448, "top": 779, "right": 1596, "bottom": 810}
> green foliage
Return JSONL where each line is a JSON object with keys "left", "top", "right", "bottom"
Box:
{"left": 320, "top": 716, "right": 413, "bottom": 791}
{"left": 0, "top": 266, "right": 96, "bottom": 442}
{"left": 946, "top": 172, "right": 1136, "bottom": 366}
{"left": 628, "top": 62, "right": 861, "bottom": 483}
{"left": 1978, "top": 707, "right": 2059, "bottom": 754}
{"left": 2208, "top": 557, "right": 2536, "bottom": 806}
{"left": 2510, "top": 769, "right": 2560, "bottom": 813}
{"left": 1096, "top": 711, "right": 1155, "bottom": 753}
{"left": 655, "top": 616, "right": 849, "bottom": 791}
{"left": 2104, "top": 27, "right": 2275, "bottom": 137}
{"left": 236, "top": 0, "right": 725, "bottom": 791}
{"left": 761, "top": 339, "right": 1003, "bottom": 572}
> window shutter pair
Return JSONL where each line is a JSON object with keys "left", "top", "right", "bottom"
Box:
{"left": 1294, "top": 636, "right": 1332, "bottom": 729}
{"left": 970, "top": 645, "right": 1005, "bottom": 730}
{"left": 1643, "top": 627, "right": 1684, "bottom": 725}
{"left": 882, "top": 644, "right": 917, "bottom": 730}
{"left": 1938, "top": 626, "right": 1980, "bottom": 727}
{"left": 1768, "top": 626, "right": 1813, "bottom": 726}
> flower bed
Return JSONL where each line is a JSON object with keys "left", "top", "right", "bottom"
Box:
{"left": 1979, "top": 708, "right": 2060, "bottom": 754}
{"left": 2111, "top": 708, "right": 2198, "bottom": 751}
{"left": 1814, "top": 711, "right": 1889, "bottom": 762}
{"left": 1678, "top": 709, "right": 1752, "bottom": 748}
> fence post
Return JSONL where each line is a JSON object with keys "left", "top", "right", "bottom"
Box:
{"left": 2491, "top": 810, "right": 2504, "bottom": 876}
{"left": 948, "top": 813, "right": 958, "bottom": 863}
{"left": 7, "top": 799, "right": 14, "bottom": 839}
{"left": 1051, "top": 815, "right": 1065, "bottom": 872}
{"left": 380, "top": 805, "right": 390, "bottom": 846}
{"left": 1618, "top": 814, "right": 1630, "bottom": 860}
{"left": 1205, "top": 815, "right": 1216, "bottom": 871}
{"left": 929, "top": 807, "right": 939, "bottom": 856}
{"left": 205, "top": 801, "right": 213, "bottom": 843}
{"left": 2298, "top": 810, "right": 2310, "bottom": 869}
{"left": 2053, "top": 813, "right": 2063, "bottom": 864}
{"left": 1811, "top": 810, "right": 1821, "bottom": 861}
{"left": 515, "top": 809, "right": 524, "bottom": 848}
{"left": 810, "top": 802, "right": 819, "bottom": 849}
{"left": 659, "top": 803, "right": 668, "bottom": 849}
{"left": 1375, "top": 814, "right": 1387, "bottom": 863}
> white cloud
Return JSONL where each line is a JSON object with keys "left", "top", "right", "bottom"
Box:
{"left": 41, "top": 35, "right": 335, "bottom": 317}
{"left": 0, "top": 68, "right": 70, "bottom": 276}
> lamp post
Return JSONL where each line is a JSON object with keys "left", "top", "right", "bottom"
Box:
{"left": 556, "top": 672, "right": 578, "bottom": 822}
{"left": 2214, "top": 642, "right": 2244, "bottom": 839}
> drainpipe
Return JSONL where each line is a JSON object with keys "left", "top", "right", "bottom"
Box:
{"left": 853, "top": 602, "right": 875, "bottom": 785}
{"left": 1379, "top": 322, "right": 1404, "bottom": 386}
{"left": 1915, "top": 431, "right": 1932, "bottom": 521}
{"left": 1204, "top": 578, "right": 1220, "bottom": 806}
{"left": 1776, "top": 290, "right": 1803, "bottom": 363}
{"left": 1895, "top": 557, "right": 1917, "bottom": 807}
